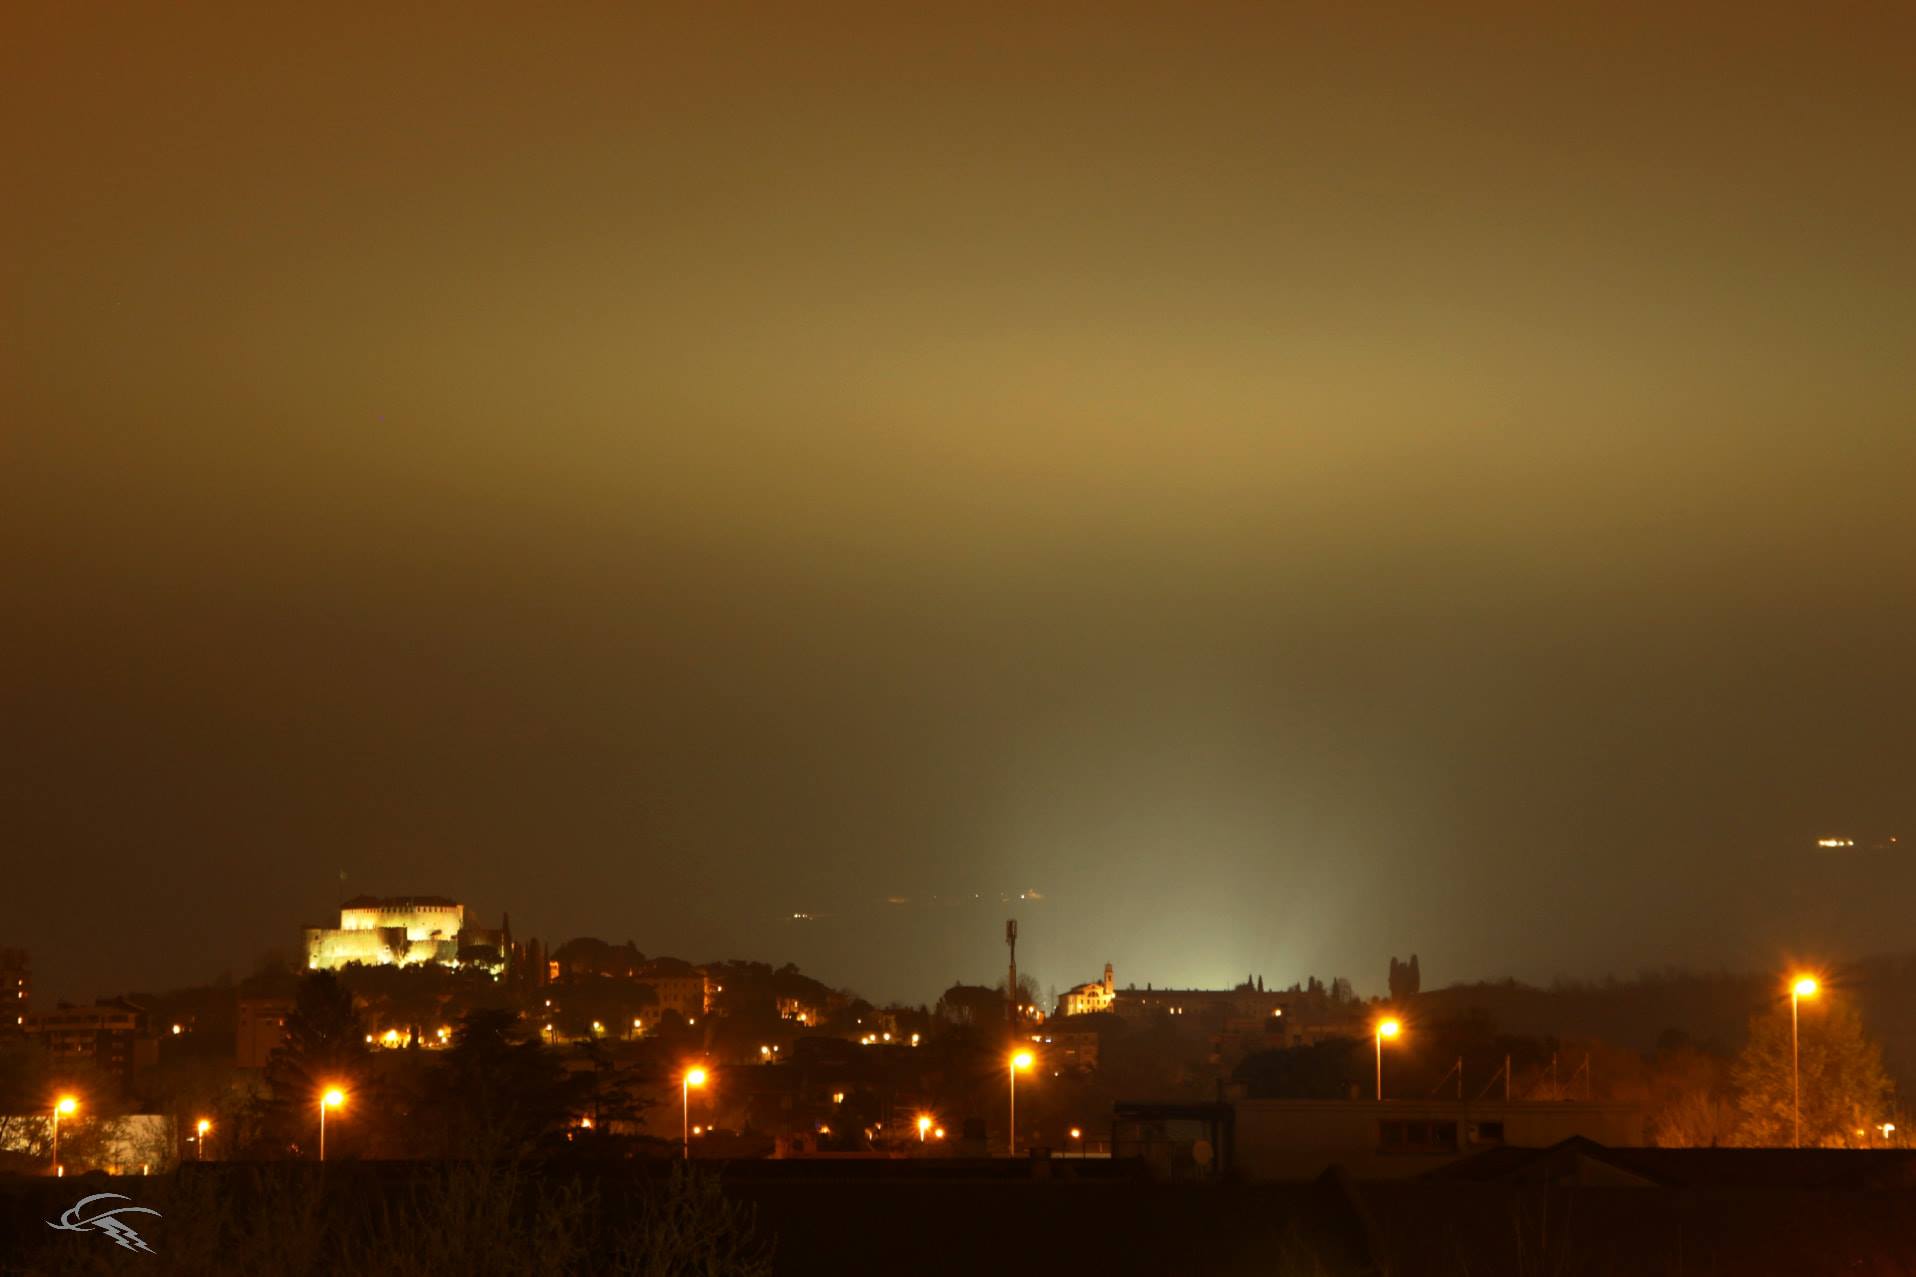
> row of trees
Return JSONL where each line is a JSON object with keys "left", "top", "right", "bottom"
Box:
{"left": 1233, "top": 995, "right": 1896, "bottom": 1149}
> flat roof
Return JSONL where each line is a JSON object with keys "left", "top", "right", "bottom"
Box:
{"left": 340, "top": 894, "right": 461, "bottom": 909}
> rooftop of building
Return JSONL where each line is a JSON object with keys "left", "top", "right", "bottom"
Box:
{"left": 634, "top": 956, "right": 702, "bottom": 978}
{"left": 340, "top": 894, "right": 461, "bottom": 910}
{"left": 1429, "top": 1136, "right": 1916, "bottom": 1190}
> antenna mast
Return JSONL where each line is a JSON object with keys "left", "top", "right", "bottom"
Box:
{"left": 1006, "top": 919, "right": 1019, "bottom": 1025}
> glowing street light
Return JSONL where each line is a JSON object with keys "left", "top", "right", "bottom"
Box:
{"left": 917, "top": 1115, "right": 932, "bottom": 1143}
{"left": 1791, "top": 975, "right": 1819, "bottom": 1148}
{"left": 319, "top": 1087, "right": 346, "bottom": 1162}
{"left": 51, "top": 1096, "right": 78, "bottom": 1176}
{"left": 195, "top": 1118, "right": 212, "bottom": 1161}
{"left": 682, "top": 1067, "right": 708, "bottom": 1160}
{"left": 1009, "top": 1050, "right": 1035, "bottom": 1156}
{"left": 1375, "top": 1019, "right": 1402, "bottom": 1102}
{"left": 1070, "top": 1126, "right": 1084, "bottom": 1158}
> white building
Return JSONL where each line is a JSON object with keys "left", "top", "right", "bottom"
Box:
{"left": 1057, "top": 963, "right": 1117, "bottom": 1018}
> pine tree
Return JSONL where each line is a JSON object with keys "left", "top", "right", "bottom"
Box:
{"left": 259, "top": 970, "right": 374, "bottom": 1155}
{"left": 416, "top": 1008, "right": 594, "bottom": 1159}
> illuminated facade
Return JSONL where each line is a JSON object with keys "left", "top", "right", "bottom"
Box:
{"left": 303, "top": 895, "right": 508, "bottom": 975}
{"left": 634, "top": 959, "right": 711, "bottom": 1020}
{"left": 1057, "top": 963, "right": 1117, "bottom": 1018}
{"left": 777, "top": 996, "right": 821, "bottom": 1024}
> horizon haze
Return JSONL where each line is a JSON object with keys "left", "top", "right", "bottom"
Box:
{"left": 5, "top": 1, "right": 1915, "bottom": 1008}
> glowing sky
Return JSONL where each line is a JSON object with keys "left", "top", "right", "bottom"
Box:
{"left": 5, "top": 2, "right": 1914, "bottom": 1005}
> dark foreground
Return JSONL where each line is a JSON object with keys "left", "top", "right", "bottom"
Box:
{"left": 5, "top": 1159, "right": 1916, "bottom": 1276}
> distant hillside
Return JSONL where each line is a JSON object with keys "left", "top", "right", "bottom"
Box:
{"left": 1420, "top": 951, "right": 1916, "bottom": 1093}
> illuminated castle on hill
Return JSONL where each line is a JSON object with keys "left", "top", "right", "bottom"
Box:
{"left": 303, "top": 895, "right": 509, "bottom": 976}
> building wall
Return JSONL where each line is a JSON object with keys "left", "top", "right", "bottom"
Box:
{"left": 337, "top": 903, "right": 464, "bottom": 939}
{"left": 305, "top": 899, "right": 472, "bottom": 971}
{"left": 648, "top": 975, "right": 710, "bottom": 1020}
{"left": 1048, "top": 1030, "right": 1100, "bottom": 1070}
{"left": 776, "top": 997, "right": 820, "bottom": 1025}
{"left": 0, "top": 949, "right": 26, "bottom": 1028}
{"left": 1232, "top": 1099, "right": 1646, "bottom": 1181}
{"left": 1057, "top": 964, "right": 1118, "bottom": 1018}
{"left": 236, "top": 997, "right": 293, "bottom": 1069}
{"left": 1059, "top": 984, "right": 1111, "bottom": 1017}
{"left": 23, "top": 1002, "right": 152, "bottom": 1086}
{"left": 1114, "top": 988, "right": 1290, "bottom": 1020}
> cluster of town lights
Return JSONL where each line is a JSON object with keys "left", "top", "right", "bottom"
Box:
{"left": 41, "top": 965, "right": 1888, "bottom": 1176}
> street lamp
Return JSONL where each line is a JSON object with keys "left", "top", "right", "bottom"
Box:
{"left": 1375, "top": 1020, "right": 1402, "bottom": 1101}
{"left": 1070, "top": 1126, "right": 1084, "bottom": 1158}
{"left": 319, "top": 1088, "right": 346, "bottom": 1162}
{"left": 51, "top": 1096, "right": 77, "bottom": 1176}
{"left": 1009, "top": 1050, "right": 1034, "bottom": 1156}
{"left": 1791, "top": 976, "right": 1818, "bottom": 1149}
{"left": 917, "top": 1114, "right": 932, "bottom": 1143}
{"left": 195, "top": 1118, "right": 212, "bottom": 1161}
{"left": 682, "top": 1067, "right": 708, "bottom": 1160}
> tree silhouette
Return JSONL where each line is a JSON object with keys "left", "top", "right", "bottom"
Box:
{"left": 259, "top": 970, "right": 374, "bottom": 1156}
{"left": 1731, "top": 996, "right": 1893, "bottom": 1147}
{"left": 1233, "top": 1040, "right": 1366, "bottom": 1099}
{"left": 414, "top": 1008, "right": 591, "bottom": 1160}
